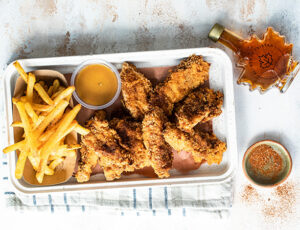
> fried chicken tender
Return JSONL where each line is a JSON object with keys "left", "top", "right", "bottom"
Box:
{"left": 142, "top": 108, "right": 173, "bottom": 178}
{"left": 76, "top": 145, "right": 99, "bottom": 183}
{"left": 76, "top": 112, "right": 107, "bottom": 182}
{"left": 195, "top": 131, "right": 227, "bottom": 165}
{"left": 76, "top": 111, "right": 133, "bottom": 182}
{"left": 120, "top": 62, "right": 153, "bottom": 120}
{"left": 163, "top": 123, "right": 207, "bottom": 163}
{"left": 154, "top": 55, "right": 210, "bottom": 115}
{"left": 110, "top": 118, "right": 150, "bottom": 169}
{"left": 175, "top": 88, "right": 223, "bottom": 132}
{"left": 163, "top": 123, "right": 226, "bottom": 164}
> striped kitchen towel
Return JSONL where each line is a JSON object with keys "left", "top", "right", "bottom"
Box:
{"left": 1, "top": 147, "right": 233, "bottom": 217}
{"left": 1, "top": 176, "right": 233, "bottom": 217}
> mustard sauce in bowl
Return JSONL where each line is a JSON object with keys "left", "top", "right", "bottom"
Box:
{"left": 71, "top": 60, "right": 121, "bottom": 110}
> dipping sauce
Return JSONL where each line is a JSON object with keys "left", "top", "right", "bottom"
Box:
{"left": 75, "top": 64, "right": 118, "bottom": 106}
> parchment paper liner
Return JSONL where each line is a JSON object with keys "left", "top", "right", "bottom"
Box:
{"left": 13, "top": 70, "right": 77, "bottom": 186}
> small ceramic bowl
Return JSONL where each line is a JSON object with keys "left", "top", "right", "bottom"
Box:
{"left": 242, "top": 140, "right": 292, "bottom": 188}
{"left": 70, "top": 59, "right": 121, "bottom": 110}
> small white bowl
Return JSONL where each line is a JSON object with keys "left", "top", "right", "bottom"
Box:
{"left": 70, "top": 59, "right": 121, "bottom": 110}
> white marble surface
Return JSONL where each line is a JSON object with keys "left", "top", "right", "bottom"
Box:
{"left": 0, "top": 0, "right": 299, "bottom": 229}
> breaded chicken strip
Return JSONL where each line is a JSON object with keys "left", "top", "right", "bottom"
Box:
{"left": 175, "top": 88, "right": 223, "bottom": 132}
{"left": 75, "top": 112, "right": 107, "bottom": 182}
{"left": 195, "top": 131, "right": 227, "bottom": 165}
{"left": 120, "top": 62, "right": 153, "bottom": 120}
{"left": 76, "top": 145, "right": 99, "bottom": 183}
{"left": 142, "top": 109, "right": 173, "bottom": 178}
{"left": 110, "top": 118, "right": 150, "bottom": 169}
{"left": 163, "top": 123, "right": 207, "bottom": 163}
{"left": 154, "top": 55, "right": 210, "bottom": 115}
{"left": 163, "top": 123, "right": 226, "bottom": 164}
{"left": 76, "top": 111, "right": 133, "bottom": 182}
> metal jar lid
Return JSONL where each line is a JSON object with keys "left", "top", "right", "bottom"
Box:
{"left": 208, "top": 23, "right": 225, "bottom": 42}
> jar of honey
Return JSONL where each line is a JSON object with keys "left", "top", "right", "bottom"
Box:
{"left": 208, "top": 23, "right": 300, "bottom": 93}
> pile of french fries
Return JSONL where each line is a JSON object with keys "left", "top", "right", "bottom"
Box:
{"left": 3, "top": 61, "right": 90, "bottom": 183}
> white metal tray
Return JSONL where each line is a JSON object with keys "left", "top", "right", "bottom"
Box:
{"left": 4, "top": 48, "right": 237, "bottom": 194}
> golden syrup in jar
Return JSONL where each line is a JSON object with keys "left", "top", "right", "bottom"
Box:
{"left": 209, "top": 24, "right": 299, "bottom": 92}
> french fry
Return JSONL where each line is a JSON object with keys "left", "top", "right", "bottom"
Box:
{"left": 34, "top": 83, "right": 54, "bottom": 105}
{"left": 15, "top": 151, "right": 28, "bottom": 179}
{"left": 39, "top": 125, "right": 56, "bottom": 142}
{"left": 47, "top": 85, "right": 54, "bottom": 96}
{"left": 15, "top": 102, "right": 37, "bottom": 153}
{"left": 51, "top": 109, "right": 64, "bottom": 126}
{"left": 66, "top": 94, "right": 72, "bottom": 102}
{"left": 24, "top": 102, "right": 38, "bottom": 123}
{"left": 31, "top": 104, "right": 53, "bottom": 112}
{"left": 45, "top": 167, "right": 54, "bottom": 175}
{"left": 20, "top": 96, "right": 27, "bottom": 102}
{"left": 28, "top": 156, "right": 54, "bottom": 175}
{"left": 34, "top": 115, "right": 45, "bottom": 129}
{"left": 11, "top": 121, "right": 23, "bottom": 127}
{"left": 39, "top": 111, "right": 66, "bottom": 142}
{"left": 61, "top": 120, "right": 78, "bottom": 139}
{"left": 3, "top": 140, "right": 25, "bottom": 153}
{"left": 49, "top": 158, "right": 64, "bottom": 170}
{"left": 36, "top": 104, "right": 81, "bottom": 183}
{"left": 74, "top": 124, "right": 90, "bottom": 136}
{"left": 51, "top": 88, "right": 64, "bottom": 100}
{"left": 28, "top": 155, "right": 39, "bottom": 170}
{"left": 52, "top": 79, "right": 60, "bottom": 93}
{"left": 53, "top": 86, "right": 75, "bottom": 105}
{"left": 12, "top": 97, "right": 19, "bottom": 104}
{"left": 38, "top": 81, "right": 45, "bottom": 87}
{"left": 66, "top": 144, "right": 81, "bottom": 150}
{"left": 48, "top": 148, "right": 77, "bottom": 162}
{"left": 13, "top": 61, "right": 28, "bottom": 83}
{"left": 27, "top": 73, "right": 36, "bottom": 103}
{"left": 34, "top": 100, "right": 68, "bottom": 136}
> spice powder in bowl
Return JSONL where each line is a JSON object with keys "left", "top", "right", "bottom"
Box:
{"left": 243, "top": 140, "right": 292, "bottom": 187}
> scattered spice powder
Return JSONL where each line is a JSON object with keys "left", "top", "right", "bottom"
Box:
{"left": 263, "top": 182, "right": 296, "bottom": 219}
{"left": 248, "top": 144, "right": 283, "bottom": 180}
{"left": 240, "top": 181, "right": 296, "bottom": 222}
{"left": 241, "top": 184, "right": 261, "bottom": 203}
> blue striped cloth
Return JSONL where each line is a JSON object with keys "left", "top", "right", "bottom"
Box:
{"left": 0, "top": 76, "right": 233, "bottom": 217}
{"left": 1, "top": 180, "right": 232, "bottom": 217}
{"left": 0, "top": 155, "right": 233, "bottom": 217}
